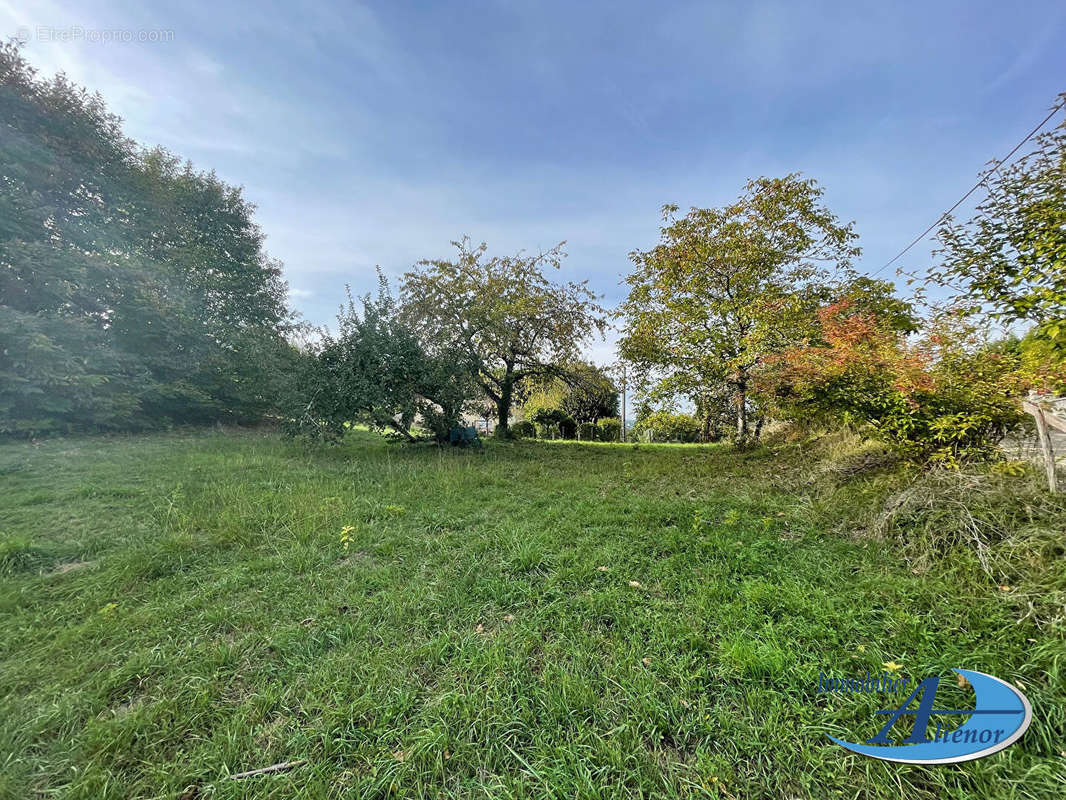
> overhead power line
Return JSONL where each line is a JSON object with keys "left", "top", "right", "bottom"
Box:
{"left": 871, "top": 97, "right": 1066, "bottom": 278}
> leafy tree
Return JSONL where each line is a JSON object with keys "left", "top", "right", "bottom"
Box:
{"left": 521, "top": 389, "right": 576, "bottom": 438}
{"left": 932, "top": 99, "right": 1066, "bottom": 349}
{"left": 519, "top": 361, "right": 619, "bottom": 424}
{"left": 558, "top": 362, "right": 620, "bottom": 423}
{"left": 401, "top": 238, "right": 607, "bottom": 436}
{"left": 0, "top": 42, "right": 293, "bottom": 434}
{"left": 519, "top": 384, "right": 564, "bottom": 425}
{"left": 1, "top": 43, "right": 143, "bottom": 433}
{"left": 620, "top": 175, "right": 859, "bottom": 443}
{"left": 288, "top": 277, "right": 471, "bottom": 443}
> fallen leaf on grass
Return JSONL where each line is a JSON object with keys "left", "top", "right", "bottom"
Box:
{"left": 475, "top": 623, "right": 485, "bottom": 634}
{"left": 393, "top": 750, "right": 406, "bottom": 762}
{"left": 597, "top": 566, "right": 609, "bottom": 572}
{"left": 957, "top": 673, "right": 969, "bottom": 688}
{"left": 628, "top": 580, "right": 642, "bottom": 588}
{"left": 502, "top": 614, "right": 515, "bottom": 623}
{"left": 642, "top": 657, "right": 651, "bottom": 666}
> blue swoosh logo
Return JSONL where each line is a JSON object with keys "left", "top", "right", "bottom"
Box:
{"left": 827, "top": 669, "right": 1032, "bottom": 764}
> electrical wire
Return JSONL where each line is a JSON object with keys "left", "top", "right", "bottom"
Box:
{"left": 870, "top": 97, "right": 1066, "bottom": 277}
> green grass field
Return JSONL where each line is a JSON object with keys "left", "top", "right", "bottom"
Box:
{"left": 1, "top": 430, "right": 1064, "bottom": 799}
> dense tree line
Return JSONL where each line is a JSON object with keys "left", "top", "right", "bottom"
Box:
{"left": 618, "top": 114, "right": 1065, "bottom": 460}
{"left": 0, "top": 43, "right": 294, "bottom": 435}
{"left": 5, "top": 42, "right": 1061, "bottom": 464}
{"left": 288, "top": 243, "right": 611, "bottom": 443}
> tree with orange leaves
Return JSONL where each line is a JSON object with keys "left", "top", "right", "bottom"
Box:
{"left": 760, "top": 301, "right": 1026, "bottom": 465}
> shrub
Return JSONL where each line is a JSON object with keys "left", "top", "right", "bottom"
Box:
{"left": 577, "top": 422, "right": 598, "bottom": 441}
{"left": 597, "top": 417, "right": 622, "bottom": 442}
{"left": 632, "top": 411, "right": 702, "bottom": 443}
{"left": 510, "top": 420, "right": 536, "bottom": 438}
{"left": 528, "top": 407, "right": 576, "bottom": 439}
{"left": 761, "top": 302, "right": 1026, "bottom": 465}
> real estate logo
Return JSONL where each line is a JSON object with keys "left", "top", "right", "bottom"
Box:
{"left": 822, "top": 668, "right": 1032, "bottom": 764}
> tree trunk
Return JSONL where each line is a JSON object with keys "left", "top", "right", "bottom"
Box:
{"left": 389, "top": 421, "right": 417, "bottom": 442}
{"left": 735, "top": 381, "right": 748, "bottom": 441}
{"left": 494, "top": 374, "right": 513, "bottom": 437}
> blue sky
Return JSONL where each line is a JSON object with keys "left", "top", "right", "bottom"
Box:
{"left": 4, "top": 0, "right": 1065, "bottom": 364}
